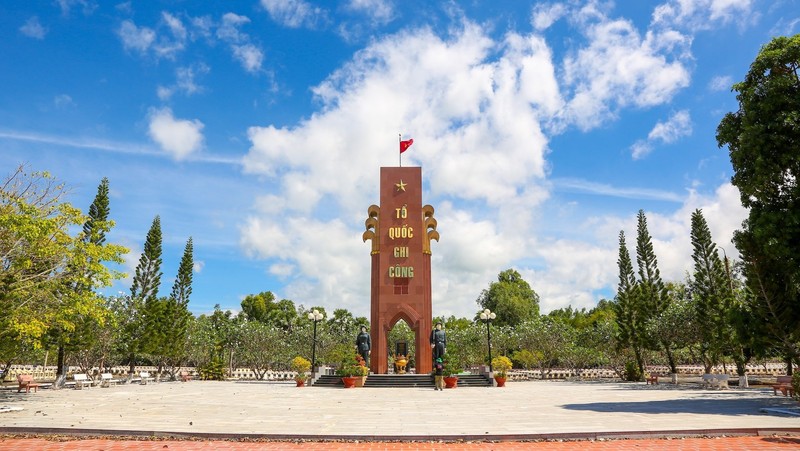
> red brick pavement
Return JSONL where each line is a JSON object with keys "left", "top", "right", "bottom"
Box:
{"left": 2, "top": 436, "right": 800, "bottom": 450}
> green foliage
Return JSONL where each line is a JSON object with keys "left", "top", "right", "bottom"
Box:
{"left": 335, "top": 352, "right": 365, "bottom": 377}
{"left": 476, "top": 269, "right": 540, "bottom": 326}
{"left": 240, "top": 291, "right": 276, "bottom": 323}
{"left": 690, "top": 209, "right": 735, "bottom": 371}
{"left": 717, "top": 34, "right": 800, "bottom": 362}
{"left": 441, "top": 350, "right": 462, "bottom": 377}
{"left": 792, "top": 373, "right": 800, "bottom": 402}
{"left": 1, "top": 167, "right": 126, "bottom": 362}
{"left": 510, "top": 349, "right": 537, "bottom": 370}
{"left": 614, "top": 231, "right": 646, "bottom": 376}
{"left": 170, "top": 237, "right": 193, "bottom": 306}
{"left": 198, "top": 355, "right": 225, "bottom": 380}
{"left": 624, "top": 361, "right": 642, "bottom": 382}
{"left": 130, "top": 216, "right": 163, "bottom": 303}
{"left": 238, "top": 321, "right": 288, "bottom": 379}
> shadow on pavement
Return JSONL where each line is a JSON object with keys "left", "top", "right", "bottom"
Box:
{"left": 562, "top": 394, "right": 797, "bottom": 416}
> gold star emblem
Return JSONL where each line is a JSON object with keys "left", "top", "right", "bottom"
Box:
{"left": 395, "top": 180, "right": 407, "bottom": 192}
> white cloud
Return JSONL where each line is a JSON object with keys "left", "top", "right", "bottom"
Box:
{"left": 56, "top": 0, "right": 97, "bottom": 16}
{"left": 20, "top": 16, "right": 47, "bottom": 39}
{"left": 561, "top": 5, "right": 692, "bottom": 129}
{"left": 346, "top": 0, "right": 394, "bottom": 25}
{"left": 217, "top": 13, "right": 251, "bottom": 42}
{"left": 162, "top": 12, "right": 187, "bottom": 41}
{"left": 193, "top": 261, "right": 205, "bottom": 273}
{"left": 157, "top": 64, "right": 210, "bottom": 99}
{"left": 652, "top": 0, "right": 754, "bottom": 31}
{"left": 531, "top": 3, "right": 568, "bottom": 31}
{"left": 631, "top": 110, "right": 692, "bottom": 159}
{"left": 709, "top": 75, "right": 733, "bottom": 91}
{"left": 232, "top": 44, "right": 264, "bottom": 72}
{"left": 118, "top": 20, "right": 156, "bottom": 54}
{"left": 260, "top": 0, "right": 327, "bottom": 28}
{"left": 234, "top": 7, "right": 744, "bottom": 317}
{"left": 147, "top": 107, "right": 205, "bottom": 160}
{"left": 54, "top": 94, "right": 74, "bottom": 108}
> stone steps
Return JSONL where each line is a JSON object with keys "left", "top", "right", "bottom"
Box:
{"left": 312, "top": 373, "right": 492, "bottom": 388}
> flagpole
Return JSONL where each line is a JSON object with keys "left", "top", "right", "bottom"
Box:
{"left": 398, "top": 134, "right": 402, "bottom": 167}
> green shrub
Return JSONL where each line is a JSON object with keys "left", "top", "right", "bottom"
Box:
{"left": 624, "top": 361, "right": 642, "bottom": 382}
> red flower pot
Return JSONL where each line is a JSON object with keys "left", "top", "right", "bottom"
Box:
{"left": 444, "top": 376, "right": 458, "bottom": 388}
{"left": 296, "top": 379, "right": 306, "bottom": 387}
{"left": 342, "top": 376, "right": 357, "bottom": 388}
{"left": 494, "top": 376, "right": 507, "bottom": 387}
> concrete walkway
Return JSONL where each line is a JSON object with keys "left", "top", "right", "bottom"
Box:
{"left": 1, "top": 380, "right": 798, "bottom": 440}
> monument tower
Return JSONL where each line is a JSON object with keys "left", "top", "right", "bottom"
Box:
{"left": 363, "top": 167, "right": 439, "bottom": 374}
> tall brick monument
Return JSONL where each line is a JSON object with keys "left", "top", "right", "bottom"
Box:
{"left": 362, "top": 167, "right": 439, "bottom": 374}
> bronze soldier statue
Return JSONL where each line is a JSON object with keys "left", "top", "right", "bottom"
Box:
{"left": 355, "top": 325, "right": 371, "bottom": 364}
{"left": 429, "top": 322, "right": 446, "bottom": 360}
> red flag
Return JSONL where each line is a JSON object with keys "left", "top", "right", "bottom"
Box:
{"left": 400, "top": 138, "right": 414, "bottom": 153}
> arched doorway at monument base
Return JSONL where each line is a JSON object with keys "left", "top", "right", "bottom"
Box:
{"left": 387, "top": 319, "right": 416, "bottom": 373}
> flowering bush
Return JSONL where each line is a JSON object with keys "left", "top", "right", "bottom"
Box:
{"left": 492, "top": 355, "right": 513, "bottom": 378}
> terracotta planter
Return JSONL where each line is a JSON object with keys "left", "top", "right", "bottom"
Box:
{"left": 295, "top": 378, "right": 306, "bottom": 387}
{"left": 342, "top": 376, "right": 358, "bottom": 388}
{"left": 354, "top": 376, "right": 367, "bottom": 387}
{"left": 494, "top": 376, "right": 507, "bottom": 387}
{"left": 444, "top": 376, "right": 458, "bottom": 389}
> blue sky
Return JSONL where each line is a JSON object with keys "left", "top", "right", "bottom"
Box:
{"left": 2, "top": 0, "right": 798, "bottom": 318}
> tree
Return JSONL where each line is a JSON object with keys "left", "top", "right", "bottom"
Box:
{"left": 1, "top": 167, "right": 84, "bottom": 344}
{"left": 1, "top": 168, "right": 125, "bottom": 375}
{"left": 613, "top": 230, "right": 646, "bottom": 378}
{"left": 476, "top": 269, "right": 540, "bottom": 326}
{"left": 171, "top": 237, "right": 193, "bottom": 305}
{"left": 689, "top": 209, "right": 734, "bottom": 372}
{"left": 131, "top": 216, "right": 163, "bottom": 303}
{"left": 240, "top": 291, "right": 276, "bottom": 323}
{"left": 128, "top": 216, "right": 163, "bottom": 373}
{"left": 717, "top": 34, "right": 800, "bottom": 373}
{"left": 634, "top": 210, "right": 674, "bottom": 375}
{"left": 147, "top": 237, "right": 195, "bottom": 379}
{"left": 51, "top": 177, "right": 120, "bottom": 381}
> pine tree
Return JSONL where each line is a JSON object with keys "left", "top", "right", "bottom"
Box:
{"left": 635, "top": 210, "right": 668, "bottom": 320}
{"left": 690, "top": 209, "right": 734, "bottom": 372}
{"left": 170, "top": 237, "right": 193, "bottom": 306}
{"left": 131, "top": 216, "right": 163, "bottom": 303}
{"left": 82, "top": 177, "right": 110, "bottom": 245}
{"left": 634, "top": 210, "right": 674, "bottom": 375}
{"left": 128, "top": 216, "right": 163, "bottom": 373}
{"left": 613, "top": 230, "right": 646, "bottom": 379}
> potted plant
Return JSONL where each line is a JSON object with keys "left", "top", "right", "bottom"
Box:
{"left": 291, "top": 356, "right": 311, "bottom": 387}
{"left": 792, "top": 373, "right": 800, "bottom": 404}
{"left": 442, "top": 354, "right": 461, "bottom": 389}
{"left": 353, "top": 354, "right": 369, "bottom": 387}
{"left": 492, "top": 355, "right": 513, "bottom": 387}
{"left": 336, "top": 354, "right": 362, "bottom": 388}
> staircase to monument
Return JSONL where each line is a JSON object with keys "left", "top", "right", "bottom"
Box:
{"left": 311, "top": 373, "right": 492, "bottom": 388}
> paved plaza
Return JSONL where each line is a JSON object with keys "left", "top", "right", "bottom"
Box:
{"left": 1, "top": 379, "right": 799, "bottom": 440}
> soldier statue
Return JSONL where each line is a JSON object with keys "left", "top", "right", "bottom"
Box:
{"left": 355, "top": 325, "right": 371, "bottom": 364}
{"left": 429, "top": 322, "right": 446, "bottom": 360}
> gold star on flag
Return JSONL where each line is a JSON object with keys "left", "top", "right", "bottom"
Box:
{"left": 396, "top": 180, "right": 407, "bottom": 192}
